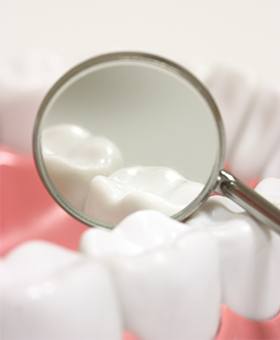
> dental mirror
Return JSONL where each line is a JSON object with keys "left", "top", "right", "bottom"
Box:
{"left": 33, "top": 52, "right": 280, "bottom": 233}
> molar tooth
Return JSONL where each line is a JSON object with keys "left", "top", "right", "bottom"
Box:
{"left": 83, "top": 166, "right": 203, "bottom": 224}
{"left": 81, "top": 211, "right": 221, "bottom": 340}
{"left": 42, "top": 124, "right": 123, "bottom": 210}
{"left": 0, "top": 241, "right": 122, "bottom": 340}
{"left": 80, "top": 210, "right": 189, "bottom": 257}
{"left": 189, "top": 194, "right": 280, "bottom": 320}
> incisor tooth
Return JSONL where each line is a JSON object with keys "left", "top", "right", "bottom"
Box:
{"left": 42, "top": 124, "right": 123, "bottom": 210}
{"left": 83, "top": 166, "right": 203, "bottom": 224}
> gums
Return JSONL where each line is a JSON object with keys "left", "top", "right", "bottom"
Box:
{"left": 1, "top": 145, "right": 279, "bottom": 340}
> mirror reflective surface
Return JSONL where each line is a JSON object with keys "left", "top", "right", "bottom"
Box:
{"left": 33, "top": 53, "right": 224, "bottom": 228}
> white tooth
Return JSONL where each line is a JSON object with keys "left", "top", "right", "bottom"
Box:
{"left": 0, "top": 52, "right": 65, "bottom": 152}
{"left": 255, "top": 177, "right": 280, "bottom": 209}
{"left": 0, "top": 241, "right": 122, "bottom": 340}
{"left": 229, "top": 87, "right": 280, "bottom": 180}
{"left": 42, "top": 124, "right": 123, "bottom": 210}
{"left": 83, "top": 166, "right": 203, "bottom": 225}
{"left": 189, "top": 194, "right": 280, "bottom": 320}
{"left": 81, "top": 210, "right": 221, "bottom": 340}
{"left": 80, "top": 210, "right": 189, "bottom": 257}
{"left": 264, "top": 148, "right": 280, "bottom": 178}
{"left": 204, "top": 66, "right": 256, "bottom": 158}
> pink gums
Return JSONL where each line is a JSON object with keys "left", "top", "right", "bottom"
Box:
{"left": 0, "top": 145, "right": 86, "bottom": 255}
{"left": 1, "top": 146, "right": 278, "bottom": 340}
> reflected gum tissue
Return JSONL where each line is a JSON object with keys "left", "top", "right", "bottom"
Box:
{"left": 1, "top": 146, "right": 280, "bottom": 340}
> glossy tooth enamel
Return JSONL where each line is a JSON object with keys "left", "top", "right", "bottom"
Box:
{"left": 206, "top": 67, "right": 280, "bottom": 180}
{"left": 0, "top": 53, "right": 64, "bottom": 152}
{"left": 81, "top": 210, "right": 221, "bottom": 340}
{"left": 0, "top": 241, "right": 122, "bottom": 340}
{"left": 264, "top": 148, "right": 280, "bottom": 178}
{"left": 42, "top": 124, "right": 123, "bottom": 210}
{"left": 188, "top": 187, "right": 280, "bottom": 320}
{"left": 255, "top": 177, "right": 280, "bottom": 209}
{"left": 83, "top": 166, "right": 203, "bottom": 224}
{"left": 229, "top": 88, "right": 280, "bottom": 180}
{"left": 205, "top": 66, "right": 256, "bottom": 159}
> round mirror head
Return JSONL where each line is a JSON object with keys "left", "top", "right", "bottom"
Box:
{"left": 33, "top": 52, "right": 225, "bottom": 229}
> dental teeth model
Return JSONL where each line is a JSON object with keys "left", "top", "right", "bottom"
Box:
{"left": 2, "top": 56, "right": 280, "bottom": 339}
{"left": 84, "top": 166, "right": 203, "bottom": 224}
{"left": 188, "top": 195, "right": 280, "bottom": 321}
{"left": 80, "top": 177, "right": 280, "bottom": 340}
{"left": 2, "top": 144, "right": 280, "bottom": 339}
{"left": 81, "top": 210, "right": 221, "bottom": 340}
{"left": 0, "top": 241, "right": 123, "bottom": 340}
{"left": 42, "top": 124, "right": 124, "bottom": 210}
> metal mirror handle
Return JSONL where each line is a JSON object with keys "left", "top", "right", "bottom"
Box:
{"left": 218, "top": 170, "right": 280, "bottom": 235}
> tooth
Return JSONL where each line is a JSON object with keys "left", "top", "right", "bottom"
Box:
{"left": 189, "top": 194, "right": 280, "bottom": 320}
{"left": 81, "top": 210, "right": 221, "bottom": 340}
{"left": 205, "top": 66, "right": 256, "bottom": 159}
{"left": 0, "top": 52, "right": 65, "bottom": 152}
{"left": 229, "top": 87, "right": 280, "bottom": 181}
{"left": 83, "top": 166, "right": 203, "bottom": 225}
{"left": 42, "top": 124, "right": 123, "bottom": 210}
{"left": 81, "top": 210, "right": 189, "bottom": 257}
{"left": 263, "top": 148, "right": 280, "bottom": 178}
{"left": 255, "top": 177, "right": 280, "bottom": 209}
{"left": 0, "top": 241, "right": 122, "bottom": 340}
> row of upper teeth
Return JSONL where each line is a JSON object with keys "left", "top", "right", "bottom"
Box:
{"left": 1, "top": 177, "right": 280, "bottom": 340}
{"left": 42, "top": 123, "right": 203, "bottom": 224}
{"left": 1, "top": 54, "right": 279, "bottom": 183}
{"left": 0, "top": 53, "right": 280, "bottom": 180}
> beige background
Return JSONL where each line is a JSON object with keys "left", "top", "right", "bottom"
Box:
{"left": 1, "top": 0, "right": 280, "bottom": 83}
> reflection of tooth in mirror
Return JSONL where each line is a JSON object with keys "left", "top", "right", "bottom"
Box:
{"left": 34, "top": 54, "right": 223, "bottom": 228}
{"left": 84, "top": 166, "right": 203, "bottom": 225}
{"left": 41, "top": 124, "right": 124, "bottom": 210}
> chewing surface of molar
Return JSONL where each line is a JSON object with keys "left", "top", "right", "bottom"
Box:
{"left": 81, "top": 210, "right": 221, "bottom": 340}
{"left": 205, "top": 66, "right": 280, "bottom": 181}
{"left": 188, "top": 184, "right": 280, "bottom": 321}
{"left": 42, "top": 124, "right": 123, "bottom": 210}
{"left": 0, "top": 241, "right": 122, "bottom": 340}
{"left": 0, "top": 52, "right": 65, "bottom": 152}
{"left": 83, "top": 166, "right": 203, "bottom": 225}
